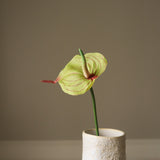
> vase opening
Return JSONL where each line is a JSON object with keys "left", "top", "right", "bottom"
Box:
{"left": 84, "top": 128, "right": 125, "bottom": 138}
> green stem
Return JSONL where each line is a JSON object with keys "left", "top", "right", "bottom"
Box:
{"left": 79, "top": 48, "right": 87, "bottom": 64}
{"left": 78, "top": 49, "right": 90, "bottom": 78}
{"left": 90, "top": 87, "right": 99, "bottom": 136}
{"left": 79, "top": 48, "right": 99, "bottom": 136}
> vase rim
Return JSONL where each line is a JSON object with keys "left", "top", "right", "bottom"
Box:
{"left": 83, "top": 128, "right": 125, "bottom": 138}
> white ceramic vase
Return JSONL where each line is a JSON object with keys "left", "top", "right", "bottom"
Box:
{"left": 82, "top": 128, "right": 126, "bottom": 160}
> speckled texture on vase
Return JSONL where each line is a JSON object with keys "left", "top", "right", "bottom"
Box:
{"left": 82, "top": 128, "right": 126, "bottom": 160}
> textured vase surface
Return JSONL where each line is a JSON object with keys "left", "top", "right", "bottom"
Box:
{"left": 82, "top": 128, "right": 126, "bottom": 160}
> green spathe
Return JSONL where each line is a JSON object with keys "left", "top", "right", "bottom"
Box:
{"left": 57, "top": 52, "right": 107, "bottom": 95}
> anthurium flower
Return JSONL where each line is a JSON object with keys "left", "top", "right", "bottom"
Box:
{"left": 41, "top": 50, "right": 107, "bottom": 96}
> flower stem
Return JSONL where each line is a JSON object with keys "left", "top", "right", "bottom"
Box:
{"left": 79, "top": 48, "right": 99, "bottom": 136}
{"left": 79, "top": 48, "right": 87, "bottom": 64}
{"left": 90, "top": 87, "right": 99, "bottom": 136}
{"left": 78, "top": 48, "right": 90, "bottom": 79}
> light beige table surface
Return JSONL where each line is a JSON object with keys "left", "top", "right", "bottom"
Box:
{"left": 0, "top": 139, "right": 160, "bottom": 160}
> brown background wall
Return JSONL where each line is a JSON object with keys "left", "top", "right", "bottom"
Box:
{"left": 0, "top": 0, "right": 160, "bottom": 140}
